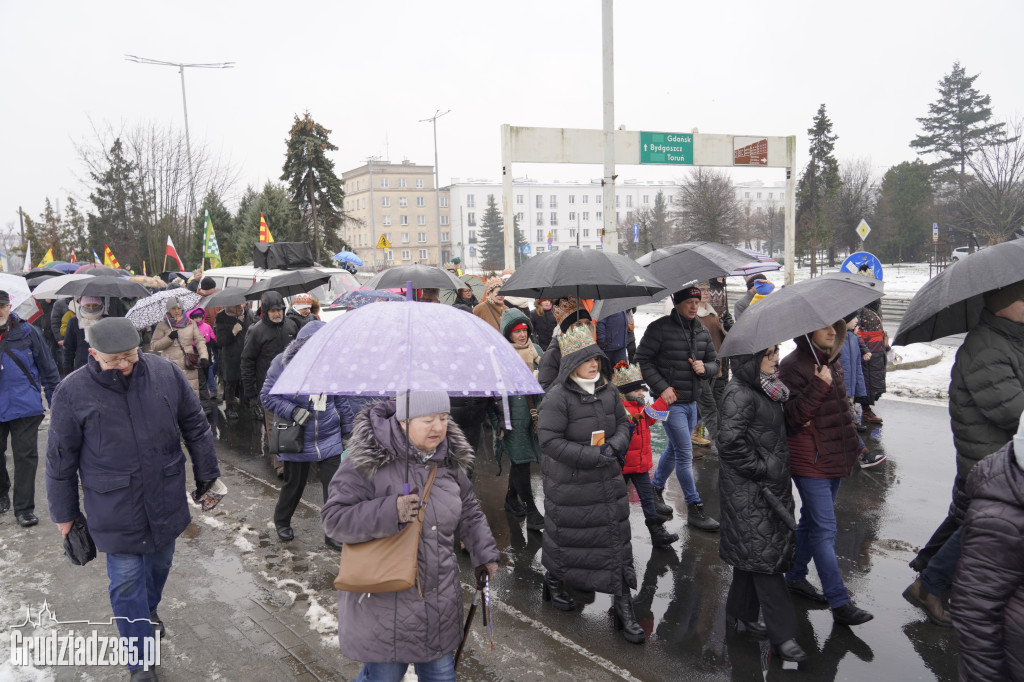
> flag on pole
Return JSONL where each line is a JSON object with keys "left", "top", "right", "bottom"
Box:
{"left": 142, "top": 261, "right": 147, "bottom": 276}
{"left": 70, "top": 248, "right": 77, "bottom": 264}
{"left": 103, "top": 244, "right": 121, "bottom": 269}
{"left": 92, "top": 249, "right": 102, "bottom": 265}
{"left": 165, "top": 236, "right": 185, "bottom": 271}
{"left": 259, "top": 213, "right": 275, "bottom": 243}
{"left": 37, "top": 247, "right": 54, "bottom": 268}
{"left": 22, "top": 242, "right": 31, "bottom": 273}
{"left": 203, "top": 210, "right": 223, "bottom": 269}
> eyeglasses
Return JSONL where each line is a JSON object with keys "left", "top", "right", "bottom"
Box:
{"left": 766, "top": 348, "right": 781, "bottom": 358}
{"left": 98, "top": 351, "right": 140, "bottom": 368}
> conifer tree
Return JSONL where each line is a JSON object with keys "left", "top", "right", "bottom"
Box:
{"left": 796, "top": 104, "right": 842, "bottom": 274}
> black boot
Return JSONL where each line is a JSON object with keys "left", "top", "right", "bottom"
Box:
{"left": 646, "top": 518, "right": 679, "bottom": 547}
{"left": 652, "top": 487, "right": 673, "bottom": 517}
{"left": 772, "top": 639, "right": 808, "bottom": 662}
{"left": 541, "top": 573, "right": 576, "bottom": 611}
{"left": 686, "top": 502, "right": 720, "bottom": 532}
{"left": 504, "top": 489, "right": 527, "bottom": 517}
{"left": 525, "top": 506, "right": 545, "bottom": 531}
{"left": 612, "top": 593, "right": 646, "bottom": 644}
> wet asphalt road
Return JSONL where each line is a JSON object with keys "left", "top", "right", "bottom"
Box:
{"left": 204, "top": 395, "right": 960, "bottom": 682}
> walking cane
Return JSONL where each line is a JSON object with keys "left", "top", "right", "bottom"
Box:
{"left": 454, "top": 589, "right": 482, "bottom": 667}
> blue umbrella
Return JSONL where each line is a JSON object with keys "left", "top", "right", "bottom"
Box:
{"left": 331, "top": 288, "right": 404, "bottom": 309}
{"left": 333, "top": 250, "right": 363, "bottom": 267}
{"left": 51, "top": 262, "right": 81, "bottom": 274}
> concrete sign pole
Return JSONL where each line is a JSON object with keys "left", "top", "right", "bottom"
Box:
{"left": 784, "top": 136, "right": 796, "bottom": 285}
{"left": 602, "top": 0, "right": 618, "bottom": 255}
{"left": 502, "top": 125, "right": 516, "bottom": 270}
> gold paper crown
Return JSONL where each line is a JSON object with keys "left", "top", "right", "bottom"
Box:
{"left": 611, "top": 361, "right": 643, "bottom": 388}
{"left": 558, "top": 321, "right": 597, "bottom": 356}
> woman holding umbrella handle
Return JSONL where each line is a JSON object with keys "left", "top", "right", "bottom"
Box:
{"left": 150, "top": 299, "right": 208, "bottom": 398}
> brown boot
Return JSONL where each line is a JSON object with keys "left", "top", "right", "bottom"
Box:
{"left": 902, "top": 578, "right": 952, "bottom": 627}
{"left": 691, "top": 426, "right": 711, "bottom": 447}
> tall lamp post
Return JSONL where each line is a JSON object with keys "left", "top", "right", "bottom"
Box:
{"left": 125, "top": 55, "right": 234, "bottom": 258}
{"left": 420, "top": 109, "right": 450, "bottom": 266}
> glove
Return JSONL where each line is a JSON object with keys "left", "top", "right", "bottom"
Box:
{"left": 396, "top": 488, "right": 421, "bottom": 523}
{"left": 232, "top": 323, "right": 243, "bottom": 336}
{"left": 721, "top": 311, "right": 735, "bottom": 331}
{"left": 291, "top": 407, "right": 311, "bottom": 426}
{"left": 475, "top": 561, "right": 499, "bottom": 589}
{"left": 168, "top": 330, "right": 179, "bottom": 340}
{"left": 193, "top": 478, "right": 217, "bottom": 500}
{"left": 200, "top": 358, "right": 211, "bottom": 369}
{"left": 599, "top": 444, "right": 618, "bottom": 466}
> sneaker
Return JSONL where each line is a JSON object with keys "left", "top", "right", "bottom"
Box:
{"left": 832, "top": 602, "right": 874, "bottom": 626}
{"left": 686, "top": 503, "right": 720, "bottom": 532}
{"left": 859, "top": 449, "right": 887, "bottom": 468}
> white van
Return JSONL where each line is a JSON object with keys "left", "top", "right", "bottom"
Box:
{"left": 201, "top": 265, "right": 361, "bottom": 304}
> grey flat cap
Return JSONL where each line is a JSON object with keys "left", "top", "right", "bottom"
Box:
{"left": 85, "top": 317, "right": 141, "bottom": 354}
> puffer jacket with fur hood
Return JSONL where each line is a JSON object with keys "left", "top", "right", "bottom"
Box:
{"left": 321, "top": 401, "right": 499, "bottom": 664}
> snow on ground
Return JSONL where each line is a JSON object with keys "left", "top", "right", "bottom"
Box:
{"left": 725, "top": 261, "right": 937, "bottom": 300}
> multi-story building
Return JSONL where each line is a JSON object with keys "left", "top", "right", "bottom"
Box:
{"left": 446, "top": 178, "right": 679, "bottom": 271}
{"left": 734, "top": 180, "right": 786, "bottom": 210}
{"left": 341, "top": 159, "right": 452, "bottom": 270}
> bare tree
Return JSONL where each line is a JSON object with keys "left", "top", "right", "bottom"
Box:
{"left": 832, "top": 158, "right": 878, "bottom": 256}
{"left": 672, "top": 168, "right": 741, "bottom": 244}
{"left": 960, "top": 118, "right": 1024, "bottom": 244}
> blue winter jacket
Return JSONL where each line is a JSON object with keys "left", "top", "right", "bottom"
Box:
{"left": 45, "top": 354, "right": 220, "bottom": 554}
{"left": 261, "top": 353, "right": 355, "bottom": 463}
{"left": 839, "top": 330, "right": 867, "bottom": 399}
{"left": 0, "top": 314, "right": 59, "bottom": 421}
{"left": 597, "top": 311, "right": 629, "bottom": 352}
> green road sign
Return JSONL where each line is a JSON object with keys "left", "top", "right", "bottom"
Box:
{"left": 640, "top": 132, "right": 694, "bottom": 165}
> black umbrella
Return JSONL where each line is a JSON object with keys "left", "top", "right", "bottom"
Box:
{"left": 895, "top": 239, "right": 1024, "bottom": 345}
{"left": 718, "top": 273, "right": 884, "bottom": 357}
{"left": 499, "top": 248, "right": 666, "bottom": 300}
{"left": 56, "top": 276, "right": 151, "bottom": 299}
{"left": 23, "top": 269, "right": 66, "bottom": 289}
{"left": 592, "top": 241, "right": 753, "bottom": 318}
{"left": 362, "top": 264, "right": 465, "bottom": 291}
{"left": 62, "top": 518, "right": 97, "bottom": 566}
{"left": 79, "top": 265, "right": 130, "bottom": 277}
{"left": 244, "top": 269, "right": 331, "bottom": 300}
{"left": 200, "top": 286, "right": 249, "bottom": 308}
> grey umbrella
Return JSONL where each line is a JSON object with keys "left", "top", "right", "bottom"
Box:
{"left": 244, "top": 269, "right": 331, "bottom": 300}
{"left": 499, "top": 248, "right": 666, "bottom": 300}
{"left": 591, "top": 241, "right": 753, "bottom": 319}
{"left": 895, "top": 239, "right": 1024, "bottom": 345}
{"left": 56, "top": 276, "right": 151, "bottom": 300}
{"left": 718, "top": 273, "right": 884, "bottom": 357}
{"left": 362, "top": 264, "right": 465, "bottom": 291}
{"left": 199, "top": 286, "right": 249, "bottom": 308}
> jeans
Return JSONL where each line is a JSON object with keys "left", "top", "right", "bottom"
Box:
{"left": 355, "top": 653, "right": 456, "bottom": 682}
{"left": 650, "top": 401, "right": 700, "bottom": 505}
{"left": 0, "top": 414, "right": 44, "bottom": 514}
{"left": 786, "top": 476, "right": 850, "bottom": 608}
{"left": 920, "top": 527, "right": 962, "bottom": 597}
{"left": 624, "top": 472, "right": 659, "bottom": 521}
{"left": 207, "top": 347, "right": 219, "bottom": 393}
{"left": 106, "top": 541, "right": 175, "bottom": 670}
{"left": 603, "top": 346, "right": 628, "bottom": 366}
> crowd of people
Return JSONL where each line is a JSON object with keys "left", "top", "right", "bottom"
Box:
{"left": 1, "top": 261, "right": 1022, "bottom": 681}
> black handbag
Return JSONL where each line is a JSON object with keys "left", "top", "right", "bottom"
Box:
{"left": 269, "top": 415, "right": 305, "bottom": 454}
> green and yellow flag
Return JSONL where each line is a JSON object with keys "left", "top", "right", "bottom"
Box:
{"left": 203, "top": 209, "right": 222, "bottom": 269}
{"left": 37, "top": 247, "right": 54, "bottom": 268}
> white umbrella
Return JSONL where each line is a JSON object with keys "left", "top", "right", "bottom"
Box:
{"left": 30, "top": 273, "right": 92, "bottom": 299}
{"left": 0, "top": 273, "right": 39, "bottom": 323}
{"left": 125, "top": 289, "right": 202, "bottom": 330}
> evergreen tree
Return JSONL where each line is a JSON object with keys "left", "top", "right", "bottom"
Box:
{"left": 190, "top": 188, "right": 234, "bottom": 269}
{"left": 796, "top": 104, "right": 842, "bottom": 274}
{"left": 88, "top": 138, "right": 145, "bottom": 267}
{"left": 874, "top": 161, "right": 934, "bottom": 262}
{"left": 280, "top": 112, "right": 348, "bottom": 260}
{"left": 231, "top": 182, "right": 302, "bottom": 265}
{"left": 62, "top": 197, "right": 90, "bottom": 259}
{"left": 911, "top": 61, "right": 1006, "bottom": 184}
{"left": 477, "top": 194, "right": 526, "bottom": 270}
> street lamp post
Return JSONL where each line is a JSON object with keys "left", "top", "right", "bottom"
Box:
{"left": 125, "top": 55, "right": 234, "bottom": 258}
{"left": 420, "top": 109, "right": 450, "bottom": 266}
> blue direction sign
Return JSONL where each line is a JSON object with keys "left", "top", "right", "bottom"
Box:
{"left": 633, "top": 224, "right": 640, "bottom": 243}
{"left": 841, "top": 251, "right": 883, "bottom": 281}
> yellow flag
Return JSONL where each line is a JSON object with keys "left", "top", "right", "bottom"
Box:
{"left": 260, "top": 213, "right": 275, "bottom": 243}
{"left": 37, "top": 247, "right": 54, "bottom": 268}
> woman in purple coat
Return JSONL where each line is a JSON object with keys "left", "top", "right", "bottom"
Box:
{"left": 321, "top": 389, "right": 499, "bottom": 682}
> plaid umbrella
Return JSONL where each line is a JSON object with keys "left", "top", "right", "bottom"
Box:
{"left": 125, "top": 289, "right": 202, "bottom": 329}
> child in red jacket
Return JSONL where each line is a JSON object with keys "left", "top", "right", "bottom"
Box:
{"left": 613, "top": 361, "right": 679, "bottom": 548}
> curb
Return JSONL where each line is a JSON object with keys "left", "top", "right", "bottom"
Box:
{"left": 888, "top": 344, "right": 943, "bottom": 372}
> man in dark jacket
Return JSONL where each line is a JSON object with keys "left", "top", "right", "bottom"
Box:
{"left": 733, "top": 274, "right": 767, "bottom": 321}
{"left": 530, "top": 299, "right": 557, "bottom": 350}
{"left": 0, "top": 291, "right": 60, "bottom": 526}
{"left": 285, "top": 293, "right": 315, "bottom": 330}
{"left": 215, "top": 304, "right": 256, "bottom": 419}
{"left": 46, "top": 317, "right": 219, "bottom": 678}
{"left": 50, "top": 296, "right": 71, "bottom": 375}
{"left": 635, "top": 287, "right": 720, "bottom": 532}
{"left": 596, "top": 309, "right": 629, "bottom": 366}
{"left": 905, "top": 280, "right": 1024, "bottom": 626}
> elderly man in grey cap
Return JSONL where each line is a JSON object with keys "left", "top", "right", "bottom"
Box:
{"left": 46, "top": 317, "right": 220, "bottom": 681}
{"left": 0, "top": 289, "right": 60, "bottom": 526}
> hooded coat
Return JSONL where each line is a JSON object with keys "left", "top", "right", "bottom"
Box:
{"left": 150, "top": 313, "right": 209, "bottom": 396}
{"left": 261, "top": 322, "right": 355, "bottom": 463}
{"left": 530, "top": 305, "right": 557, "bottom": 350}
{"left": 492, "top": 308, "right": 543, "bottom": 467}
{"left": 778, "top": 322, "right": 860, "bottom": 479}
{"left": 717, "top": 352, "right": 796, "bottom": 574}
{"left": 240, "top": 291, "right": 298, "bottom": 400}
{"left": 951, "top": 441, "right": 1024, "bottom": 682}
{"left": 949, "top": 309, "right": 1024, "bottom": 479}
{"left": 45, "top": 354, "right": 219, "bottom": 554}
{"left": 855, "top": 301, "right": 887, "bottom": 399}
{"left": 63, "top": 314, "right": 105, "bottom": 371}
{"left": 321, "top": 402, "right": 499, "bottom": 664}
{"left": 0, "top": 313, "right": 59, "bottom": 421}
{"left": 214, "top": 307, "right": 256, "bottom": 383}
{"left": 539, "top": 341, "right": 634, "bottom": 594}
{"left": 635, "top": 309, "right": 719, "bottom": 403}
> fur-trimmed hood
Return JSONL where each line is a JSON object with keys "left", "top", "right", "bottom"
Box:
{"left": 345, "top": 400, "right": 475, "bottom": 478}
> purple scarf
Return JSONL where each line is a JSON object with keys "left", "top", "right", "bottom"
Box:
{"left": 759, "top": 371, "right": 790, "bottom": 402}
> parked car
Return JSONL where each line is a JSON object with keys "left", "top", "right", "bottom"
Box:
{"left": 201, "top": 265, "right": 361, "bottom": 306}
{"left": 950, "top": 246, "right": 983, "bottom": 262}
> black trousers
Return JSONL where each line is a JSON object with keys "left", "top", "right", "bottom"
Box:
{"left": 507, "top": 461, "right": 538, "bottom": 509}
{"left": 274, "top": 456, "right": 341, "bottom": 529}
{"left": 0, "top": 414, "right": 45, "bottom": 514}
{"left": 726, "top": 567, "right": 797, "bottom": 645}
{"left": 911, "top": 476, "right": 967, "bottom": 571}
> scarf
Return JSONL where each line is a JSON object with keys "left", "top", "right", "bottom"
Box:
{"left": 78, "top": 306, "right": 104, "bottom": 330}
{"left": 571, "top": 374, "right": 598, "bottom": 395}
{"left": 759, "top": 370, "right": 790, "bottom": 402}
{"left": 513, "top": 338, "right": 540, "bottom": 370}
{"left": 164, "top": 313, "right": 189, "bottom": 329}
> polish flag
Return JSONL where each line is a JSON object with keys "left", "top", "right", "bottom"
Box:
{"left": 166, "top": 236, "right": 184, "bottom": 270}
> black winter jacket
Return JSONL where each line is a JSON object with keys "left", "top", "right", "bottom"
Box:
{"left": 949, "top": 310, "right": 1024, "bottom": 478}
{"left": 214, "top": 309, "right": 256, "bottom": 383}
{"left": 530, "top": 307, "right": 557, "bottom": 350}
{"left": 717, "top": 353, "right": 795, "bottom": 574}
{"left": 240, "top": 292, "right": 298, "bottom": 400}
{"left": 951, "top": 442, "right": 1024, "bottom": 682}
{"left": 635, "top": 310, "right": 719, "bottom": 403}
{"left": 539, "top": 342, "right": 634, "bottom": 595}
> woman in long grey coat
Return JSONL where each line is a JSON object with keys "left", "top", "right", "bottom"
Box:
{"left": 717, "top": 345, "right": 805, "bottom": 662}
{"left": 538, "top": 322, "right": 643, "bottom": 644}
{"left": 321, "top": 391, "right": 499, "bottom": 682}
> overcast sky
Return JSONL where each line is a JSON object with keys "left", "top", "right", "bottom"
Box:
{"left": 3, "top": 0, "right": 1022, "bottom": 235}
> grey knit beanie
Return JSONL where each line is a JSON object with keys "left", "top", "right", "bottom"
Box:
{"left": 395, "top": 389, "right": 450, "bottom": 421}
